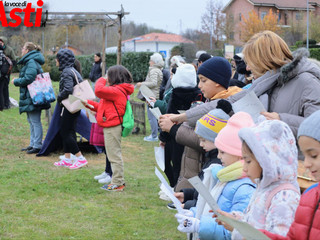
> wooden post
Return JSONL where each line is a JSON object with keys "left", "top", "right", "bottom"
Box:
{"left": 117, "top": 14, "right": 122, "bottom": 65}
{"left": 102, "top": 23, "right": 107, "bottom": 75}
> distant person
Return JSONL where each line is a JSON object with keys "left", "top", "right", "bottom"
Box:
{"left": 0, "top": 44, "right": 13, "bottom": 111}
{"left": 0, "top": 36, "right": 17, "bottom": 109}
{"left": 12, "top": 42, "right": 50, "bottom": 154}
{"left": 54, "top": 49, "right": 87, "bottom": 169}
{"left": 89, "top": 53, "right": 103, "bottom": 89}
{"left": 74, "top": 58, "right": 82, "bottom": 76}
{"left": 136, "top": 52, "right": 164, "bottom": 142}
{"left": 197, "top": 53, "right": 211, "bottom": 67}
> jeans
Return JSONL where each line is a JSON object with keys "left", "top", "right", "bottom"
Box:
{"left": 27, "top": 110, "right": 43, "bottom": 149}
{"left": 147, "top": 105, "right": 158, "bottom": 138}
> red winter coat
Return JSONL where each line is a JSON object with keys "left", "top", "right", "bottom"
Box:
{"left": 261, "top": 183, "right": 320, "bottom": 240}
{"left": 87, "top": 78, "right": 134, "bottom": 128}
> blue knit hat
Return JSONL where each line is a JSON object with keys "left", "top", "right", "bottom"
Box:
{"left": 298, "top": 110, "right": 320, "bottom": 142}
{"left": 197, "top": 56, "right": 232, "bottom": 89}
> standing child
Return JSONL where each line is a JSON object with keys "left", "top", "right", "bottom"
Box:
{"left": 218, "top": 119, "right": 301, "bottom": 239}
{"left": 175, "top": 112, "right": 256, "bottom": 240}
{"left": 260, "top": 110, "right": 320, "bottom": 240}
{"left": 84, "top": 65, "right": 134, "bottom": 191}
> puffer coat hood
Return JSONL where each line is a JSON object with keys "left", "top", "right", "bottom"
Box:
{"left": 56, "top": 49, "right": 75, "bottom": 71}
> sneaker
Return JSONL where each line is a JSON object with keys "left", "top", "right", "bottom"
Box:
{"left": 98, "top": 175, "right": 112, "bottom": 184}
{"left": 101, "top": 183, "right": 125, "bottom": 192}
{"left": 54, "top": 159, "right": 73, "bottom": 167}
{"left": 167, "top": 202, "right": 176, "bottom": 210}
{"left": 94, "top": 171, "right": 109, "bottom": 180}
{"left": 159, "top": 191, "right": 171, "bottom": 201}
{"left": 69, "top": 159, "right": 88, "bottom": 169}
{"left": 59, "top": 154, "right": 76, "bottom": 161}
{"left": 143, "top": 135, "right": 158, "bottom": 142}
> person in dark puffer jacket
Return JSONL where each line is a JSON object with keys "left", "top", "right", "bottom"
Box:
{"left": 54, "top": 48, "right": 88, "bottom": 170}
{"left": 13, "top": 42, "right": 50, "bottom": 154}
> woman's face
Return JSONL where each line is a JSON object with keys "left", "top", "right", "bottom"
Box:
{"left": 21, "top": 45, "right": 28, "bottom": 57}
{"left": 242, "top": 142, "right": 262, "bottom": 183}
{"left": 149, "top": 60, "right": 155, "bottom": 67}
{"left": 198, "top": 74, "right": 221, "bottom": 99}
{"left": 299, "top": 136, "right": 320, "bottom": 181}
{"left": 94, "top": 55, "right": 100, "bottom": 62}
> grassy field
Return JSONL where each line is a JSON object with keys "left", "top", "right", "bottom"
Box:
{"left": 0, "top": 75, "right": 185, "bottom": 239}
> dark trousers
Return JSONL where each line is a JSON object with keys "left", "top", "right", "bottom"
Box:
{"left": 59, "top": 108, "right": 80, "bottom": 154}
{"left": 103, "top": 150, "right": 113, "bottom": 176}
{"left": 0, "top": 77, "right": 5, "bottom": 110}
{"left": 3, "top": 74, "right": 10, "bottom": 108}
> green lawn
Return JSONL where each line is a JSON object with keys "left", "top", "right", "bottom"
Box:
{"left": 0, "top": 75, "right": 185, "bottom": 239}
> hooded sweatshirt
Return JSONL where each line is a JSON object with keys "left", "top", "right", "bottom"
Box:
{"left": 233, "top": 120, "right": 301, "bottom": 239}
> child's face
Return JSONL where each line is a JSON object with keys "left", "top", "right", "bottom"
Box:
{"left": 299, "top": 136, "right": 320, "bottom": 181}
{"left": 199, "top": 137, "right": 215, "bottom": 152}
{"left": 242, "top": 142, "right": 262, "bottom": 183}
{"left": 217, "top": 149, "right": 240, "bottom": 167}
{"left": 198, "top": 74, "right": 220, "bottom": 99}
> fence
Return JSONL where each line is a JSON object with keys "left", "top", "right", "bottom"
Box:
{"left": 130, "top": 100, "right": 146, "bottom": 135}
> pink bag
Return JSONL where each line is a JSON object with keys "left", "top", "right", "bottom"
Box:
{"left": 62, "top": 69, "right": 95, "bottom": 113}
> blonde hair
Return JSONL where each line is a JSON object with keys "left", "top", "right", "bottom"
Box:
{"left": 243, "top": 31, "right": 293, "bottom": 78}
{"left": 24, "top": 42, "right": 42, "bottom": 52}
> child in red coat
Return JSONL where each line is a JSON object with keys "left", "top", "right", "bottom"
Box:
{"left": 261, "top": 110, "right": 320, "bottom": 240}
{"left": 84, "top": 65, "right": 134, "bottom": 191}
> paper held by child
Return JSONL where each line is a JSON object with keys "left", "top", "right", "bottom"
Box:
{"left": 188, "top": 176, "right": 220, "bottom": 213}
{"left": 69, "top": 94, "right": 97, "bottom": 123}
{"left": 149, "top": 107, "right": 162, "bottom": 120}
{"left": 68, "top": 94, "right": 94, "bottom": 109}
{"left": 217, "top": 215, "right": 270, "bottom": 240}
{"left": 188, "top": 176, "right": 270, "bottom": 240}
{"left": 155, "top": 167, "right": 184, "bottom": 213}
{"left": 232, "top": 91, "right": 265, "bottom": 123}
{"left": 154, "top": 147, "right": 165, "bottom": 171}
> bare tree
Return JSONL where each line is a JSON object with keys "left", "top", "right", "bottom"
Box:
{"left": 201, "top": 0, "right": 226, "bottom": 49}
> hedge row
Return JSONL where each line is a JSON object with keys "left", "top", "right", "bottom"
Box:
{"left": 12, "top": 52, "right": 153, "bottom": 82}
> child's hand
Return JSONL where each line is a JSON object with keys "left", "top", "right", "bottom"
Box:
{"left": 210, "top": 209, "right": 235, "bottom": 232}
{"left": 149, "top": 97, "right": 156, "bottom": 103}
{"left": 260, "top": 111, "right": 280, "bottom": 120}
{"left": 169, "top": 113, "right": 187, "bottom": 124}
{"left": 174, "top": 192, "right": 184, "bottom": 203}
{"left": 159, "top": 116, "right": 174, "bottom": 132}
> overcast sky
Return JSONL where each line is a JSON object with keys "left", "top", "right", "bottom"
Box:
{"left": 32, "top": 0, "right": 229, "bottom": 34}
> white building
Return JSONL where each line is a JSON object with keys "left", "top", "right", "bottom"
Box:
{"left": 106, "top": 32, "right": 194, "bottom": 66}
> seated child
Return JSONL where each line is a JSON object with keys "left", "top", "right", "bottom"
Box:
{"left": 175, "top": 112, "right": 256, "bottom": 240}
{"left": 261, "top": 110, "right": 320, "bottom": 240}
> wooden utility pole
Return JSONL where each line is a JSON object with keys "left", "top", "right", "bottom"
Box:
{"left": 117, "top": 5, "right": 125, "bottom": 65}
{"left": 102, "top": 23, "right": 107, "bottom": 75}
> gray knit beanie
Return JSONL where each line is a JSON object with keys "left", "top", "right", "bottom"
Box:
{"left": 298, "top": 110, "right": 320, "bottom": 142}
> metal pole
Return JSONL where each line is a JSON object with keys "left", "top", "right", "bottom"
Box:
{"left": 307, "top": 0, "right": 309, "bottom": 50}
{"left": 102, "top": 23, "right": 106, "bottom": 75}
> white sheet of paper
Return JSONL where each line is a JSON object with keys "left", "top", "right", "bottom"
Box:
{"left": 85, "top": 109, "right": 97, "bottom": 123}
{"left": 177, "top": 110, "right": 186, "bottom": 114}
{"left": 154, "top": 147, "right": 165, "bottom": 171}
{"left": 217, "top": 215, "right": 270, "bottom": 240}
{"left": 155, "top": 167, "right": 173, "bottom": 194}
{"left": 149, "top": 107, "right": 162, "bottom": 120}
{"left": 232, "top": 91, "right": 265, "bottom": 122}
{"left": 160, "top": 185, "right": 184, "bottom": 214}
{"left": 68, "top": 94, "right": 94, "bottom": 109}
{"left": 188, "top": 176, "right": 220, "bottom": 213}
{"left": 140, "top": 85, "right": 156, "bottom": 99}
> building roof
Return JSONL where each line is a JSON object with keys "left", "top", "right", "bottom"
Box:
{"left": 123, "top": 32, "right": 194, "bottom": 44}
{"left": 223, "top": 0, "right": 320, "bottom": 11}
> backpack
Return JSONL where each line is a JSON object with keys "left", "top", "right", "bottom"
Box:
{"left": 0, "top": 51, "right": 12, "bottom": 77}
{"left": 113, "top": 87, "right": 135, "bottom": 137}
{"left": 265, "top": 183, "right": 300, "bottom": 209}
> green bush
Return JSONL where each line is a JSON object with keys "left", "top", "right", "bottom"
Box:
{"left": 12, "top": 52, "right": 153, "bottom": 82}
{"left": 310, "top": 48, "right": 320, "bottom": 61}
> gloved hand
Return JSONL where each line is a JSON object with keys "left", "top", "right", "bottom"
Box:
{"left": 175, "top": 213, "right": 200, "bottom": 233}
